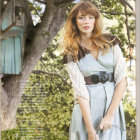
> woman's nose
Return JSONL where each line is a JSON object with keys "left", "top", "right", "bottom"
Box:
{"left": 84, "top": 17, "right": 90, "bottom": 23}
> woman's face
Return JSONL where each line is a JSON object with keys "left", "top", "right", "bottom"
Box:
{"left": 76, "top": 11, "right": 95, "bottom": 37}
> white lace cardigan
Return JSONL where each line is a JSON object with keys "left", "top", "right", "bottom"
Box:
{"left": 66, "top": 44, "right": 127, "bottom": 101}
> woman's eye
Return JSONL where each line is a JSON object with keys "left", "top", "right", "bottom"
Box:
{"left": 89, "top": 16, "right": 94, "bottom": 19}
{"left": 78, "top": 17, "right": 84, "bottom": 19}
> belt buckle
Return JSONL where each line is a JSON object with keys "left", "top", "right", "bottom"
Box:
{"left": 99, "top": 71, "right": 109, "bottom": 84}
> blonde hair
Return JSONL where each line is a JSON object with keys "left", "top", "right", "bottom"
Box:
{"left": 59, "top": 1, "right": 112, "bottom": 60}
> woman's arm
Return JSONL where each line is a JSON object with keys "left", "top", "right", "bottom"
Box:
{"left": 66, "top": 61, "right": 90, "bottom": 100}
{"left": 78, "top": 96, "right": 99, "bottom": 140}
{"left": 99, "top": 44, "right": 128, "bottom": 130}
{"left": 106, "top": 77, "right": 127, "bottom": 116}
{"left": 99, "top": 77, "right": 127, "bottom": 130}
{"left": 77, "top": 96, "right": 96, "bottom": 133}
{"left": 66, "top": 61, "right": 98, "bottom": 139}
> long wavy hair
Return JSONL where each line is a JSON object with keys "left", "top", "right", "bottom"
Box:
{"left": 60, "top": 1, "right": 113, "bottom": 60}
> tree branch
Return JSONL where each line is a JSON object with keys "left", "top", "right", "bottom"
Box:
{"left": 125, "top": 7, "right": 132, "bottom": 70}
{"left": 40, "top": 56, "right": 49, "bottom": 61}
{"left": 120, "top": 1, "right": 132, "bottom": 70}
{"left": 40, "top": 59, "right": 49, "bottom": 71}
{"left": 24, "top": 0, "right": 34, "bottom": 27}
{"left": 32, "top": 5, "right": 41, "bottom": 17}
{"left": 32, "top": 70, "right": 71, "bottom": 86}
{"left": 35, "top": 0, "right": 46, "bottom": 4}
{"left": 53, "top": 0, "right": 74, "bottom": 5}
{"left": 101, "top": 11, "right": 133, "bottom": 16}
{"left": 120, "top": 0, "right": 134, "bottom": 13}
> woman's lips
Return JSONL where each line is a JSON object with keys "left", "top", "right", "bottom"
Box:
{"left": 83, "top": 26, "right": 90, "bottom": 30}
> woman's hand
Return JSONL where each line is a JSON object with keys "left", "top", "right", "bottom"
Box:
{"left": 99, "top": 113, "right": 114, "bottom": 130}
{"left": 88, "top": 131, "right": 99, "bottom": 140}
{"left": 95, "top": 134, "right": 100, "bottom": 140}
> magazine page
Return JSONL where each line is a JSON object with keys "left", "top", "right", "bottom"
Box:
{"left": 0, "top": 0, "right": 136, "bottom": 140}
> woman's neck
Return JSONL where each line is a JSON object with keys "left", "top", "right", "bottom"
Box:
{"left": 80, "top": 33, "right": 91, "bottom": 40}
{"left": 79, "top": 34, "right": 98, "bottom": 51}
{"left": 79, "top": 37, "right": 92, "bottom": 50}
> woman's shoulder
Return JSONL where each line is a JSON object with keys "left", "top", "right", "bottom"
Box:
{"left": 103, "top": 33, "right": 122, "bottom": 47}
{"left": 62, "top": 46, "right": 90, "bottom": 64}
{"left": 62, "top": 53, "right": 75, "bottom": 64}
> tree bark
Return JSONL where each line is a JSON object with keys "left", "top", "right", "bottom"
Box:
{"left": 1, "top": 0, "right": 73, "bottom": 131}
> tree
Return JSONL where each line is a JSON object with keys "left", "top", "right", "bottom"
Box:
{"left": 0, "top": 0, "right": 74, "bottom": 130}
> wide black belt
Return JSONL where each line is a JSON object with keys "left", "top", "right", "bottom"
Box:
{"left": 84, "top": 71, "right": 114, "bottom": 85}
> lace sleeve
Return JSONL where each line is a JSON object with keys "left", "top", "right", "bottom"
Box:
{"left": 66, "top": 61, "right": 90, "bottom": 101}
{"left": 113, "top": 44, "right": 128, "bottom": 87}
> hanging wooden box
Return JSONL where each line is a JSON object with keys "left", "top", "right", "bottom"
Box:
{"left": 0, "top": 0, "right": 27, "bottom": 74}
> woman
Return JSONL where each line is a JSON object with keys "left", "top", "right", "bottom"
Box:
{"left": 60, "top": 1, "right": 128, "bottom": 140}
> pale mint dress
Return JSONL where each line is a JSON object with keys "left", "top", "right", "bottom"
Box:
{"left": 69, "top": 47, "right": 126, "bottom": 140}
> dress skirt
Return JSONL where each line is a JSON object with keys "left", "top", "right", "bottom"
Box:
{"left": 69, "top": 82, "right": 126, "bottom": 140}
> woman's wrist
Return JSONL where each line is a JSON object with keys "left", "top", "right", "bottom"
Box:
{"left": 88, "top": 130, "right": 97, "bottom": 140}
{"left": 106, "top": 110, "right": 115, "bottom": 117}
{"left": 87, "top": 128, "right": 96, "bottom": 135}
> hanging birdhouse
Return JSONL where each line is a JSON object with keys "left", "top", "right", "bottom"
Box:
{"left": 0, "top": 0, "right": 30, "bottom": 74}
{"left": 14, "top": 0, "right": 26, "bottom": 27}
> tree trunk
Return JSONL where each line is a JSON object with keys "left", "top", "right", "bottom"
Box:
{"left": 1, "top": 0, "right": 73, "bottom": 131}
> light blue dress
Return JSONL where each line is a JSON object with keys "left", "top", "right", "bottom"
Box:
{"left": 69, "top": 47, "right": 126, "bottom": 140}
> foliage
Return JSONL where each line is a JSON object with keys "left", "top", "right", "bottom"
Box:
{"left": 123, "top": 91, "right": 136, "bottom": 140}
